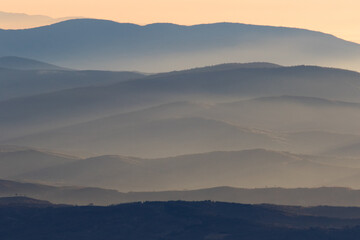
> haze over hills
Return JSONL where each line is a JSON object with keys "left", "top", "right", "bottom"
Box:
{"left": 8, "top": 149, "right": 358, "bottom": 191}
{"left": 9, "top": 115, "right": 284, "bottom": 157}
{"left": 5, "top": 94, "right": 360, "bottom": 157}
{"left": 0, "top": 11, "right": 76, "bottom": 29}
{"left": 221, "top": 96, "right": 360, "bottom": 134}
{"left": 2, "top": 9, "right": 360, "bottom": 240}
{"left": 1, "top": 64, "right": 360, "bottom": 146}
{"left": 0, "top": 59, "right": 144, "bottom": 101}
{"left": 6, "top": 179, "right": 360, "bottom": 207}
{"left": 0, "top": 24, "right": 360, "bottom": 209}
{"left": 0, "top": 146, "right": 78, "bottom": 178}
{"left": 2, "top": 145, "right": 360, "bottom": 192}
{"left": 0, "top": 56, "right": 68, "bottom": 71}
{"left": 1, "top": 19, "right": 360, "bottom": 71}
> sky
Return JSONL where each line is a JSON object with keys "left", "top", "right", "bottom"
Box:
{"left": 1, "top": 0, "right": 360, "bottom": 43}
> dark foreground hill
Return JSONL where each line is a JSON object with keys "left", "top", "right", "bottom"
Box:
{"left": 0, "top": 196, "right": 53, "bottom": 207}
{"left": 2, "top": 200, "right": 360, "bottom": 240}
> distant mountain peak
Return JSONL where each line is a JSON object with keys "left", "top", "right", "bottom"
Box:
{"left": 1, "top": 19, "right": 359, "bottom": 72}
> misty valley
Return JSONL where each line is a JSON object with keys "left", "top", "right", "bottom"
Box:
{"left": 1, "top": 18, "right": 360, "bottom": 239}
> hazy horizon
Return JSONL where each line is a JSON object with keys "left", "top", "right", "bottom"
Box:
{"left": 1, "top": 21, "right": 359, "bottom": 72}
{"left": 2, "top": 2, "right": 360, "bottom": 238}
{"left": 1, "top": 0, "right": 360, "bottom": 43}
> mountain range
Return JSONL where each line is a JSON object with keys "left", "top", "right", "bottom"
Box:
{"left": 2, "top": 14, "right": 360, "bottom": 240}
{"left": 0, "top": 57, "right": 144, "bottom": 101}
{"left": 1, "top": 63, "right": 360, "bottom": 149}
{"left": 1, "top": 19, "right": 360, "bottom": 71}
{"left": 0, "top": 59, "right": 360, "bottom": 191}
{"left": 0, "top": 19, "right": 360, "bottom": 209}
{"left": 4, "top": 179, "right": 360, "bottom": 207}
{"left": 0, "top": 147, "right": 359, "bottom": 191}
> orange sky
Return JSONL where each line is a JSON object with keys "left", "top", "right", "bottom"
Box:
{"left": 2, "top": 0, "right": 360, "bottom": 43}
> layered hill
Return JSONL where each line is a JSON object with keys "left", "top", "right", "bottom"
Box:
{"left": 0, "top": 146, "right": 78, "bottom": 178}
{"left": 0, "top": 56, "right": 68, "bottom": 70}
{"left": 1, "top": 19, "right": 360, "bottom": 71}
{"left": 9, "top": 149, "right": 358, "bottom": 191}
{"left": 0, "top": 60, "right": 144, "bottom": 101}
{"left": 1, "top": 64, "right": 360, "bottom": 146}
{"left": 6, "top": 95, "right": 360, "bottom": 157}
{"left": 5, "top": 179, "right": 360, "bottom": 207}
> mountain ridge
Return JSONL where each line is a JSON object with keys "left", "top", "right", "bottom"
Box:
{"left": 34, "top": 19, "right": 357, "bottom": 43}
{"left": 5, "top": 178, "right": 360, "bottom": 207}
{"left": 11, "top": 148, "right": 359, "bottom": 191}
{"left": 1, "top": 19, "right": 359, "bottom": 71}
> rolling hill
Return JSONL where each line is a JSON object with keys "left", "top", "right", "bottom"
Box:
{"left": 6, "top": 94, "right": 360, "bottom": 157}
{"left": 5, "top": 179, "right": 360, "bottom": 206}
{"left": 0, "top": 56, "right": 68, "bottom": 70}
{"left": 1, "top": 19, "right": 360, "bottom": 71}
{"left": 12, "top": 149, "right": 359, "bottom": 191}
{"left": 0, "top": 62, "right": 144, "bottom": 101}
{"left": 220, "top": 95, "right": 360, "bottom": 134}
{"left": 1, "top": 64, "right": 360, "bottom": 144}
{"left": 8, "top": 115, "right": 284, "bottom": 157}
{"left": 0, "top": 146, "right": 78, "bottom": 178}
{"left": 0, "top": 179, "right": 122, "bottom": 206}
{"left": 325, "top": 142, "right": 360, "bottom": 158}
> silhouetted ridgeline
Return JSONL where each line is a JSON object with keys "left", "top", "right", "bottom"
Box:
{"left": 4, "top": 179, "right": 360, "bottom": 207}
{"left": 0, "top": 196, "right": 53, "bottom": 207}
{"left": 1, "top": 19, "right": 360, "bottom": 71}
{"left": 2, "top": 200, "right": 360, "bottom": 239}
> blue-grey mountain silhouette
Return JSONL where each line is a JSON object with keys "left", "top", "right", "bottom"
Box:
{"left": 1, "top": 19, "right": 360, "bottom": 71}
